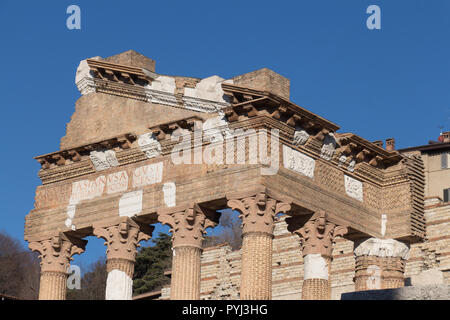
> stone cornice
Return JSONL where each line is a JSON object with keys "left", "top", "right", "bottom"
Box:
{"left": 221, "top": 83, "right": 340, "bottom": 133}
{"left": 34, "top": 113, "right": 411, "bottom": 189}
{"left": 35, "top": 133, "right": 136, "bottom": 171}
{"left": 86, "top": 58, "right": 153, "bottom": 85}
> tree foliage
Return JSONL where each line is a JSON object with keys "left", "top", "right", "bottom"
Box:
{"left": 67, "top": 258, "right": 107, "bottom": 300}
{"left": 0, "top": 231, "right": 40, "bottom": 299}
{"left": 133, "top": 233, "right": 172, "bottom": 296}
{"left": 203, "top": 210, "right": 242, "bottom": 250}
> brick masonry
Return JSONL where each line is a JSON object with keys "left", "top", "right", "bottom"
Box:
{"left": 160, "top": 198, "right": 449, "bottom": 300}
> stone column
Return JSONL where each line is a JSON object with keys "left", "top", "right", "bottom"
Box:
{"left": 158, "top": 203, "right": 219, "bottom": 300}
{"left": 29, "top": 233, "right": 87, "bottom": 300}
{"left": 354, "top": 238, "right": 409, "bottom": 291}
{"left": 288, "top": 210, "right": 348, "bottom": 300}
{"left": 93, "top": 217, "right": 154, "bottom": 300}
{"left": 228, "top": 192, "right": 291, "bottom": 300}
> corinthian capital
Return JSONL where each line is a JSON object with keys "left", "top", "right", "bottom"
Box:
{"left": 29, "top": 233, "right": 87, "bottom": 273}
{"left": 93, "top": 217, "right": 154, "bottom": 262}
{"left": 158, "top": 203, "right": 219, "bottom": 248}
{"left": 227, "top": 191, "right": 291, "bottom": 235}
{"left": 288, "top": 210, "right": 348, "bottom": 258}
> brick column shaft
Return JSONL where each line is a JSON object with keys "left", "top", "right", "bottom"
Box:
{"left": 241, "top": 232, "right": 273, "bottom": 300}
{"left": 39, "top": 271, "right": 67, "bottom": 300}
{"left": 354, "top": 239, "right": 408, "bottom": 291}
{"left": 227, "top": 190, "right": 291, "bottom": 300}
{"left": 158, "top": 204, "right": 219, "bottom": 300}
{"left": 301, "top": 256, "right": 332, "bottom": 300}
{"left": 171, "top": 246, "right": 202, "bottom": 300}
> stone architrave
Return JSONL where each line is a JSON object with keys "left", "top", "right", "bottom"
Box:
{"left": 93, "top": 217, "right": 154, "bottom": 300}
{"left": 354, "top": 238, "right": 410, "bottom": 291}
{"left": 288, "top": 210, "right": 348, "bottom": 300}
{"left": 29, "top": 233, "right": 87, "bottom": 300}
{"left": 227, "top": 191, "right": 291, "bottom": 300}
{"left": 158, "top": 204, "right": 219, "bottom": 300}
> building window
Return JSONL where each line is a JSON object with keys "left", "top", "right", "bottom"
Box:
{"left": 444, "top": 188, "right": 450, "bottom": 203}
{"left": 441, "top": 152, "right": 449, "bottom": 169}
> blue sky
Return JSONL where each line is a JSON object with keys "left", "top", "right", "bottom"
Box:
{"left": 0, "top": 1, "right": 449, "bottom": 267}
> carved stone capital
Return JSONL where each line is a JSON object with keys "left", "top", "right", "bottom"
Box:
{"left": 29, "top": 233, "right": 87, "bottom": 274}
{"left": 93, "top": 217, "right": 154, "bottom": 262}
{"left": 354, "top": 238, "right": 410, "bottom": 260}
{"left": 227, "top": 192, "right": 291, "bottom": 235}
{"left": 158, "top": 203, "right": 219, "bottom": 248}
{"left": 288, "top": 210, "right": 348, "bottom": 258}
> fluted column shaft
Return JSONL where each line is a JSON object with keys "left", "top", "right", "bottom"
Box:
{"left": 240, "top": 232, "right": 273, "bottom": 299}
{"left": 39, "top": 271, "right": 67, "bottom": 300}
{"left": 171, "top": 246, "right": 202, "bottom": 300}
{"left": 158, "top": 203, "right": 219, "bottom": 300}
{"left": 354, "top": 238, "right": 409, "bottom": 291}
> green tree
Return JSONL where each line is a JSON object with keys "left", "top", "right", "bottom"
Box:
{"left": 133, "top": 233, "right": 172, "bottom": 296}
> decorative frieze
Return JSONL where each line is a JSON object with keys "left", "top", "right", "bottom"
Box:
{"left": 344, "top": 175, "right": 363, "bottom": 202}
{"left": 282, "top": 145, "right": 315, "bottom": 179}
{"left": 131, "top": 162, "right": 163, "bottom": 188}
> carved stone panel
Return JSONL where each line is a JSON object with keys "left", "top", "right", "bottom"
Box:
{"left": 90, "top": 150, "right": 119, "bottom": 171}
{"left": 344, "top": 175, "right": 363, "bottom": 202}
{"left": 282, "top": 145, "right": 315, "bottom": 179}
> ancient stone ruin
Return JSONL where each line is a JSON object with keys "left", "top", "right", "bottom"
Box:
{"left": 25, "top": 50, "right": 449, "bottom": 300}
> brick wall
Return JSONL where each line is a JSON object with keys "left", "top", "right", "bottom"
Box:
{"left": 160, "top": 200, "right": 450, "bottom": 300}
{"left": 232, "top": 68, "right": 290, "bottom": 100}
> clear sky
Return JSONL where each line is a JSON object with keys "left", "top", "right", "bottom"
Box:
{"left": 0, "top": 1, "right": 449, "bottom": 267}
